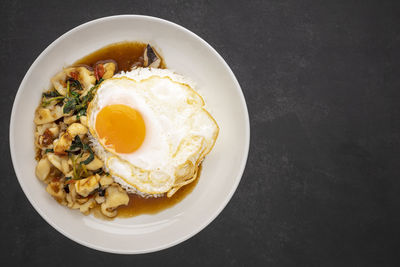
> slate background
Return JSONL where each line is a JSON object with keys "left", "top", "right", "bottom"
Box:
{"left": 1, "top": 0, "right": 400, "bottom": 266}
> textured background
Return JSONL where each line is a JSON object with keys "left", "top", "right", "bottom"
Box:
{"left": 1, "top": 0, "right": 400, "bottom": 266}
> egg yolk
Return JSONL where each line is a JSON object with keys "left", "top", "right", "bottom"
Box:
{"left": 95, "top": 104, "right": 146, "bottom": 153}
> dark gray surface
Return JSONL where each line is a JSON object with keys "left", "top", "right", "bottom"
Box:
{"left": 1, "top": 0, "right": 400, "bottom": 266}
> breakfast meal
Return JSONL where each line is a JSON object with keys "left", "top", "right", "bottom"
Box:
{"left": 34, "top": 42, "right": 219, "bottom": 218}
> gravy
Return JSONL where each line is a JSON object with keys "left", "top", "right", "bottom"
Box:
{"left": 74, "top": 41, "right": 165, "bottom": 72}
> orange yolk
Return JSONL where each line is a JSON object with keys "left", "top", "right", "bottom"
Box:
{"left": 95, "top": 104, "right": 146, "bottom": 153}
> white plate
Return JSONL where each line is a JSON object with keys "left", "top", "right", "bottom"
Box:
{"left": 10, "top": 15, "right": 249, "bottom": 254}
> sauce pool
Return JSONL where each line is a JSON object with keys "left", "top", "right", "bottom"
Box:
{"left": 118, "top": 172, "right": 200, "bottom": 218}
{"left": 74, "top": 41, "right": 165, "bottom": 71}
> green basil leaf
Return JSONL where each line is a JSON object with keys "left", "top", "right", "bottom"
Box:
{"left": 68, "top": 135, "right": 83, "bottom": 152}
{"left": 63, "top": 97, "right": 78, "bottom": 114}
{"left": 76, "top": 108, "right": 87, "bottom": 119}
{"left": 42, "top": 90, "right": 61, "bottom": 98}
{"left": 67, "top": 78, "right": 82, "bottom": 91}
{"left": 71, "top": 91, "right": 80, "bottom": 98}
{"left": 81, "top": 144, "right": 94, "bottom": 165}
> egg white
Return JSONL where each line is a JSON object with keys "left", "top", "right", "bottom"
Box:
{"left": 87, "top": 69, "right": 219, "bottom": 196}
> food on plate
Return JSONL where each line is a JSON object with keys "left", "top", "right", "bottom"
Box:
{"left": 33, "top": 42, "right": 219, "bottom": 218}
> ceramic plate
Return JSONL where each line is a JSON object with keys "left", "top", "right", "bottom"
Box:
{"left": 10, "top": 15, "right": 249, "bottom": 254}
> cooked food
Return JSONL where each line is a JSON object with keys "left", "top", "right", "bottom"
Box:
{"left": 87, "top": 69, "right": 218, "bottom": 197}
{"left": 33, "top": 42, "right": 219, "bottom": 218}
{"left": 143, "top": 44, "right": 161, "bottom": 68}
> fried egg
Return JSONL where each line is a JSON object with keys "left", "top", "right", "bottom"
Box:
{"left": 87, "top": 68, "right": 219, "bottom": 197}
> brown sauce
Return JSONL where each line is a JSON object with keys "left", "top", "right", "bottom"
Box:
{"left": 92, "top": 174, "right": 200, "bottom": 220}
{"left": 74, "top": 41, "right": 165, "bottom": 72}
{"left": 75, "top": 41, "right": 196, "bottom": 219}
{"left": 118, "top": 168, "right": 201, "bottom": 218}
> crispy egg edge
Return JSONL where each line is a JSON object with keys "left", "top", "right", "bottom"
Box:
{"left": 87, "top": 75, "right": 220, "bottom": 195}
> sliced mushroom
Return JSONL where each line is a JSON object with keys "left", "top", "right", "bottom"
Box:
{"left": 51, "top": 71, "right": 68, "bottom": 96}
{"left": 70, "top": 203, "right": 81, "bottom": 210}
{"left": 102, "top": 62, "right": 116, "bottom": 79}
{"left": 100, "top": 184, "right": 129, "bottom": 217}
{"left": 53, "top": 134, "right": 72, "bottom": 155}
{"left": 79, "top": 115, "right": 88, "bottom": 127}
{"left": 51, "top": 66, "right": 96, "bottom": 98}
{"left": 76, "top": 197, "right": 90, "bottom": 204}
{"left": 64, "top": 66, "right": 96, "bottom": 91}
{"left": 59, "top": 121, "right": 68, "bottom": 133}
{"left": 79, "top": 198, "right": 96, "bottom": 215}
{"left": 95, "top": 195, "right": 105, "bottom": 204}
{"left": 143, "top": 44, "right": 161, "bottom": 68}
{"left": 35, "top": 122, "right": 57, "bottom": 136}
{"left": 83, "top": 155, "right": 103, "bottom": 171}
{"left": 66, "top": 183, "right": 79, "bottom": 208}
{"left": 34, "top": 105, "right": 64, "bottom": 125}
{"left": 35, "top": 123, "right": 59, "bottom": 149}
{"left": 67, "top": 123, "right": 88, "bottom": 136}
{"left": 46, "top": 181, "right": 66, "bottom": 203}
{"left": 48, "top": 126, "right": 59, "bottom": 138}
{"left": 38, "top": 129, "right": 55, "bottom": 147}
{"left": 53, "top": 123, "right": 87, "bottom": 155}
{"left": 35, "top": 157, "right": 51, "bottom": 181}
{"left": 47, "top": 153, "right": 70, "bottom": 175}
{"left": 99, "top": 175, "right": 113, "bottom": 187}
{"left": 75, "top": 174, "right": 100, "bottom": 197}
{"left": 63, "top": 115, "right": 78, "bottom": 125}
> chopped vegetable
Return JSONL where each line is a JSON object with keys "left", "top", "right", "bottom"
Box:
{"left": 42, "top": 96, "right": 65, "bottom": 107}
{"left": 43, "top": 90, "right": 61, "bottom": 98}
{"left": 66, "top": 78, "right": 82, "bottom": 91}
{"left": 94, "top": 64, "right": 105, "bottom": 81}
{"left": 68, "top": 135, "right": 83, "bottom": 152}
{"left": 62, "top": 79, "right": 103, "bottom": 115}
{"left": 98, "top": 188, "right": 106, "bottom": 197}
{"left": 44, "top": 148, "right": 54, "bottom": 153}
{"left": 76, "top": 109, "right": 86, "bottom": 119}
{"left": 63, "top": 97, "right": 78, "bottom": 114}
{"left": 81, "top": 144, "right": 94, "bottom": 165}
{"left": 34, "top": 56, "right": 124, "bottom": 217}
{"left": 63, "top": 184, "right": 70, "bottom": 193}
